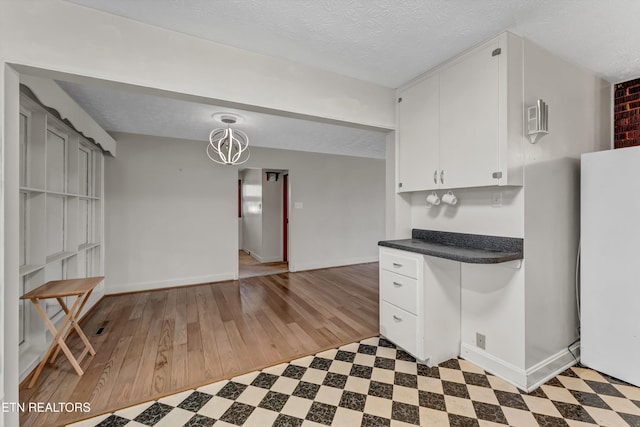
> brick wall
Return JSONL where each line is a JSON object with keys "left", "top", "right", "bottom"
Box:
{"left": 614, "top": 77, "right": 640, "bottom": 148}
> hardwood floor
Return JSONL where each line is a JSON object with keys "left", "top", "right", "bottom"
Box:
{"left": 18, "top": 262, "right": 379, "bottom": 427}
{"left": 238, "top": 250, "right": 288, "bottom": 278}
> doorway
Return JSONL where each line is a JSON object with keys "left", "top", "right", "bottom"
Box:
{"left": 238, "top": 168, "right": 289, "bottom": 278}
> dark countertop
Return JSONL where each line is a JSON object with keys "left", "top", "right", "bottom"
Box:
{"left": 378, "top": 229, "right": 523, "bottom": 264}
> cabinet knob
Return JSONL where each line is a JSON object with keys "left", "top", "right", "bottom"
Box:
{"left": 393, "top": 281, "right": 402, "bottom": 287}
{"left": 392, "top": 263, "right": 403, "bottom": 268}
{"left": 440, "top": 170, "right": 444, "bottom": 184}
{"left": 392, "top": 315, "right": 402, "bottom": 322}
{"left": 433, "top": 170, "right": 438, "bottom": 184}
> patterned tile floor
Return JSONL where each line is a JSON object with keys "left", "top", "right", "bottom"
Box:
{"left": 68, "top": 337, "right": 640, "bottom": 427}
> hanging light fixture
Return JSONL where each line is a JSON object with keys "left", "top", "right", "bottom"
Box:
{"left": 207, "top": 115, "right": 250, "bottom": 165}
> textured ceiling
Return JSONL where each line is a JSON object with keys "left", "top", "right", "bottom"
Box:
{"left": 56, "top": 81, "right": 388, "bottom": 159}
{"left": 65, "top": 0, "right": 640, "bottom": 87}
{"left": 58, "top": 0, "right": 640, "bottom": 158}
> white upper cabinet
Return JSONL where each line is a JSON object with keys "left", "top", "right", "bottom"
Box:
{"left": 397, "top": 74, "right": 439, "bottom": 192}
{"left": 396, "top": 32, "right": 523, "bottom": 193}
{"left": 439, "top": 39, "right": 500, "bottom": 189}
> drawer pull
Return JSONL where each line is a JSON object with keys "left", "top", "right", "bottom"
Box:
{"left": 392, "top": 263, "right": 403, "bottom": 268}
{"left": 393, "top": 281, "right": 402, "bottom": 287}
{"left": 392, "top": 315, "right": 402, "bottom": 322}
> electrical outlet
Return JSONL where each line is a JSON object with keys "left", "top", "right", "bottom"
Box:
{"left": 476, "top": 333, "right": 486, "bottom": 350}
{"left": 492, "top": 192, "right": 502, "bottom": 207}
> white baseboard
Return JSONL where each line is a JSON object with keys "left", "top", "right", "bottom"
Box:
{"left": 19, "top": 348, "right": 46, "bottom": 383}
{"left": 252, "top": 253, "right": 283, "bottom": 263}
{"left": 106, "top": 272, "right": 236, "bottom": 295}
{"left": 525, "top": 342, "right": 580, "bottom": 391}
{"left": 461, "top": 342, "right": 580, "bottom": 392}
{"left": 290, "top": 256, "right": 378, "bottom": 272}
{"left": 461, "top": 344, "right": 528, "bottom": 390}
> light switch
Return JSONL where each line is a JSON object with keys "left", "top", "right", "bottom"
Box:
{"left": 294, "top": 202, "right": 303, "bottom": 209}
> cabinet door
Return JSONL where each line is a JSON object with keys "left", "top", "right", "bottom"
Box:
{"left": 397, "top": 74, "right": 440, "bottom": 192}
{"left": 439, "top": 40, "right": 501, "bottom": 189}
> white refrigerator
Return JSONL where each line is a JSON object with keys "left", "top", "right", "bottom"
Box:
{"left": 581, "top": 146, "right": 640, "bottom": 387}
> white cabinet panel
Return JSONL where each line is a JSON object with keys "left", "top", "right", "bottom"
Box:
{"left": 397, "top": 74, "right": 439, "bottom": 192}
{"left": 381, "top": 270, "right": 418, "bottom": 314}
{"left": 20, "top": 112, "right": 29, "bottom": 187}
{"left": 423, "top": 256, "right": 461, "bottom": 365}
{"left": 46, "top": 195, "right": 65, "bottom": 256}
{"left": 379, "top": 251, "right": 419, "bottom": 279}
{"left": 380, "top": 301, "right": 418, "bottom": 356}
{"left": 46, "top": 128, "right": 66, "bottom": 192}
{"left": 439, "top": 40, "right": 501, "bottom": 189}
{"left": 79, "top": 199, "right": 90, "bottom": 245}
{"left": 19, "top": 192, "right": 27, "bottom": 266}
{"left": 79, "top": 147, "right": 90, "bottom": 196}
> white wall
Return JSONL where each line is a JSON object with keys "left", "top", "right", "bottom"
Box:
{"left": 286, "top": 151, "right": 385, "bottom": 271}
{"left": 1, "top": 64, "right": 21, "bottom": 427}
{"left": 411, "top": 187, "right": 524, "bottom": 238}
{"left": 385, "top": 131, "right": 412, "bottom": 240}
{"left": 105, "top": 133, "right": 239, "bottom": 293}
{"left": 460, "top": 261, "right": 525, "bottom": 382}
{"left": 522, "top": 39, "right": 611, "bottom": 371}
{"left": 0, "top": 64, "right": 6, "bottom": 427}
{"left": 523, "top": 159, "right": 580, "bottom": 372}
{"left": 105, "top": 133, "right": 385, "bottom": 294}
{"left": 0, "top": 0, "right": 395, "bottom": 131}
{"left": 240, "top": 168, "right": 263, "bottom": 258}
{"left": 522, "top": 40, "right": 611, "bottom": 166}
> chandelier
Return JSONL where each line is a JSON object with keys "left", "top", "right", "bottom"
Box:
{"left": 206, "top": 115, "right": 250, "bottom": 165}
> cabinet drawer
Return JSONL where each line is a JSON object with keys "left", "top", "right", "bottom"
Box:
{"left": 380, "top": 252, "right": 418, "bottom": 279}
{"left": 381, "top": 270, "right": 418, "bottom": 315}
{"left": 380, "top": 301, "right": 417, "bottom": 356}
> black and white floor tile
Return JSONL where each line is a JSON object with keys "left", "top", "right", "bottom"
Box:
{"left": 67, "top": 337, "right": 640, "bottom": 426}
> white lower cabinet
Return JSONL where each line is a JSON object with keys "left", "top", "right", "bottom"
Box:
{"left": 379, "top": 247, "right": 461, "bottom": 366}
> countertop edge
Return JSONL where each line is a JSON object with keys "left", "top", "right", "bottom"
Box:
{"left": 378, "top": 240, "right": 523, "bottom": 264}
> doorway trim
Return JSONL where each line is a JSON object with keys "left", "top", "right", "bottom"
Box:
{"left": 283, "top": 173, "right": 288, "bottom": 262}
{"left": 237, "top": 168, "right": 290, "bottom": 279}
